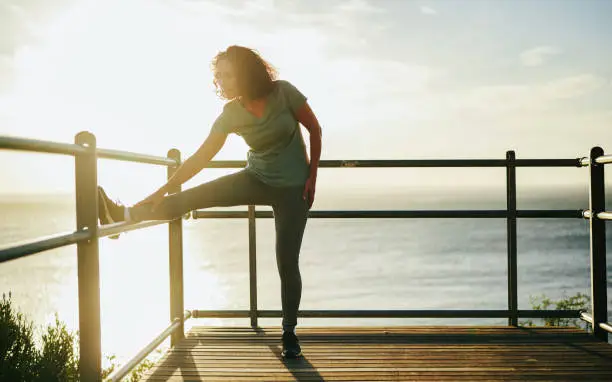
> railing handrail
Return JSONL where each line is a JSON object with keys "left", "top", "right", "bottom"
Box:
{"left": 582, "top": 210, "right": 612, "bottom": 220}
{"left": 0, "top": 229, "right": 92, "bottom": 263}
{"left": 0, "top": 135, "right": 178, "bottom": 167}
{"left": 0, "top": 135, "right": 587, "bottom": 168}
{"left": 579, "top": 313, "right": 612, "bottom": 334}
{"left": 193, "top": 209, "right": 585, "bottom": 219}
{"left": 203, "top": 158, "right": 585, "bottom": 168}
{"left": 0, "top": 134, "right": 609, "bottom": 381}
{"left": 595, "top": 154, "right": 612, "bottom": 165}
{"left": 190, "top": 309, "right": 583, "bottom": 319}
{"left": 0, "top": 221, "right": 178, "bottom": 264}
{"left": 0, "top": 135, "right": 88, "bottom": 156}
{"left": 107, "top": 310, "right": 192, "bottom": 382}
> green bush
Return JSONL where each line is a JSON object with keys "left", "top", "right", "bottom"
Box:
{"left": 38, "top": 314, "right": 79, "bottom": 381}
{"left": 521, "top": 292, "right": 591, "bottom": 330}
{"left": 0, "top": 293, "right": 154, "bottom": 381}
{"left": 1, "top": 293, "right": 40, "bottom": 382}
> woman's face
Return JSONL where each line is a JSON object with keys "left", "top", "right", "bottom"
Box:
{"left": 214, "top": 58, "right": 238, "bottom": 99}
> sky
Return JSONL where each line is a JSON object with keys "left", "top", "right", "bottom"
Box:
{"left": 0, "top": 0, "right": 611, "bottom": 200}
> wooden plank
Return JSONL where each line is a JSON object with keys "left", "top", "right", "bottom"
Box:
{"left": 141, "top": 326, "right": 612, "bottom": 381}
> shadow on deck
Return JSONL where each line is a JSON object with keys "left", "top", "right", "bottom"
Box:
{"left": 141, "top": 326, "right": 612, "bottom": 381}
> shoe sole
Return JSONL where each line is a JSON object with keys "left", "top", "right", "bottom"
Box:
{"left": 98, "top": 187, "right": 120, "bottom": 239}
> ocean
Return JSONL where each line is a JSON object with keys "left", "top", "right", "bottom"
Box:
{"left": 1, "top": 188, "right": 611, "bottom": 365}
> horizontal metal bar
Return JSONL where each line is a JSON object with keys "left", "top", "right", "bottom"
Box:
{"left": 0, "top": 229, "right": 92, "bottom": 263}
{"left": 517, "top": 210, "right": 584, "bottom": 218}
{"left": 108, "top": 311, "right": 191, "bottom": 382}
{"left": 598, "top": 211, "right": 612, "bottom": 220}
{"left": 595, "top": 154, "right": 612, "bottom": 164}
{"left": 582, "top": 210, "right": 612, "bottom": 220}
{"left": 192, "top": 309, "right": 581, "bottom": 319}
{"left": 323, "top": 159, "right": 506, "bottom": 168}
{"left": 581, "top": 313, "right": 612, "bottom": 334}
{"left": 193, "top": 209, "right": 583, "bottom": 220}
{"left": 581, "top": 154, "right": 612, "bottom": 166}
{"left": 517, "top": 310, "right": 583, "bottom": 318}
{"left": 98, "top": 220, "right": 173, "bottom": 238}
{"left": 599, "top": 322, "right": 612, "bottom": 334}
{"left": 203, "top": 159, "right": 583, "bottom": 169}
{"left": 0, "top": 137, "right": 585, "bottom": 169}
{"left": 96, "top": 148, "right": 177, "bottom": 167}
{"left": 0, "top": 135, "right": 87, "bottom": 156}
{"left": 514, "top": 159, "right": 584, "bottom": 167}
{"left": 580, "top": 312, "right": 593, "bottom": 324}
{"left": 579, "top": 157, "right": 590, "bottom": 167}
{"left": 0, "top": 136, "right": 177, "bottom": 166}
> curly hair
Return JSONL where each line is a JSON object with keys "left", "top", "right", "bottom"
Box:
{"left": 212, "top": 45, "right": 278, "bottom": 101}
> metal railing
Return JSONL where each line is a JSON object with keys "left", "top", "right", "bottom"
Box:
{"left": 0, "top": 132, "right": 609, "bottom": 381}
{"left": 0, "top": 133, "right": 186, "bottom": 382}
{"left": 189, "top": 151, "right": 609, "bottom": 333}
{"left": 578, "top": 147, "right": 611, "bottom": 342}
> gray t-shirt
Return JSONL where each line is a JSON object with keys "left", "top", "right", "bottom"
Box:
{"left": 211, "top": 80, "right": 309, "bottom": 187}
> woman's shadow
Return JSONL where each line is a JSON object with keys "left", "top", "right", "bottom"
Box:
{"left": 260, "top": 327, "right": 324, "bottom": 382}
{"left": 268, "top": 346, "right": 324, "bottom": 382}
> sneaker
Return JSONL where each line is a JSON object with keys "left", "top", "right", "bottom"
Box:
{"left": 281, "top": 331, "right": 302, "bottom": 358}
{"left": 97, "top": 186, "right": 126, "bottom": 225}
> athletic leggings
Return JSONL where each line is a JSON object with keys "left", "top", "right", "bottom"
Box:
{"left": 129, "top": 169, "right": 309, "bottom": 328}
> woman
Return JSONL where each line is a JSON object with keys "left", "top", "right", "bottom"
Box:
{"left": 97, "top": 45, "right": 322, "bottom": 359}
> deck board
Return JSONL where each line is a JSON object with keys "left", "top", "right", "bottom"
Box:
{"left": 141, "top": 326, "right": 612, "bottom": 381}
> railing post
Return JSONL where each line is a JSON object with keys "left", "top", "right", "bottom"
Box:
{"left": 167, "top": 149, "right": 184, "bottom": 346}
{"left": 74, "top": 131, "right": 101, "bottom": 381}
{"left": 588, "top": 146, "right": 607, "bottom": 342}
{"left": 506, "top": 150, "right": 518, "bottom": 326}
{"left": 248, "top": 205, "right": 258, "bottom": 327}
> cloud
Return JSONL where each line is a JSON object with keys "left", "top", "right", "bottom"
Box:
{"left": 420, "top": 5, "right": 437, "bottom": 15}
{"left": 180, "top": 0, "right": 392, "bottom": 62}
{"left": 520, "top": 46, "right": 562, "bottom": 67}
{"left": 432, "top": 74, "right": 609, "bottom": 116}
{"left": 542, "top": 74, "right": 608, "bottom": 99}
{"left": 325, "top": 58, "right": 434, "bottom": 98}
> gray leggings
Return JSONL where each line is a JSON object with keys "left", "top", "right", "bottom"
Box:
{"left": 129, "top": 169, "right": 309, "bottom": 328}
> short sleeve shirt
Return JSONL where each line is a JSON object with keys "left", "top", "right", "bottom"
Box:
{"left": 211, "top": 80, "right": 309, "bottom": 187}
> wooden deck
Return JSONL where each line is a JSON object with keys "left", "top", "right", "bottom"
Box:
{"left": 142, "top": 326, "right": 612, "bottom": 381}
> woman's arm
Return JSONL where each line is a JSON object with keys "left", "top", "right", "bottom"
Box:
{"left": 295, "top": 102, "right": 322, "bottom": 177}
{"left": 135, "top": 131, "right": 227, "bottom": 207}
{"left": 295, "top": 101, "right": 322, "bottom": 208}
{"left": 162, "top": 131, "right": 228, "bottom": 193}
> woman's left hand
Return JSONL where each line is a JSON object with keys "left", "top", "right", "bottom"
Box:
{"left": 303, "top": 175, "right": 316, "bottom": 209}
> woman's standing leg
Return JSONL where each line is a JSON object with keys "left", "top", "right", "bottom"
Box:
{"left": 272, "top": 186, "right": 309, "bottom": 357}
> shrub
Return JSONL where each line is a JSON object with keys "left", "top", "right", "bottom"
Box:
{"left": 1, "top": 293, "right": 154, "bottom": 381}
{"left": 0, "top": 293, "right": 40, "bottom": 381}
{"left": 522, "top": 292, "right": 591, "bottom": 330}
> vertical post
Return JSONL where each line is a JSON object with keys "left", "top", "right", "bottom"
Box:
{"left": 248, "top": 205, "right": 258, "bottom": 328}
{"left": 506, "top": 150, "right": 518, "bottom": 326}
{"left": 167, "top": 149, "right": 184, "bottom": 346}
{"left": 588, "top": 146, "right": 607, "bottom": 342}
{"left": 75, "top": 132, "right": 101, "bottom": 382}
